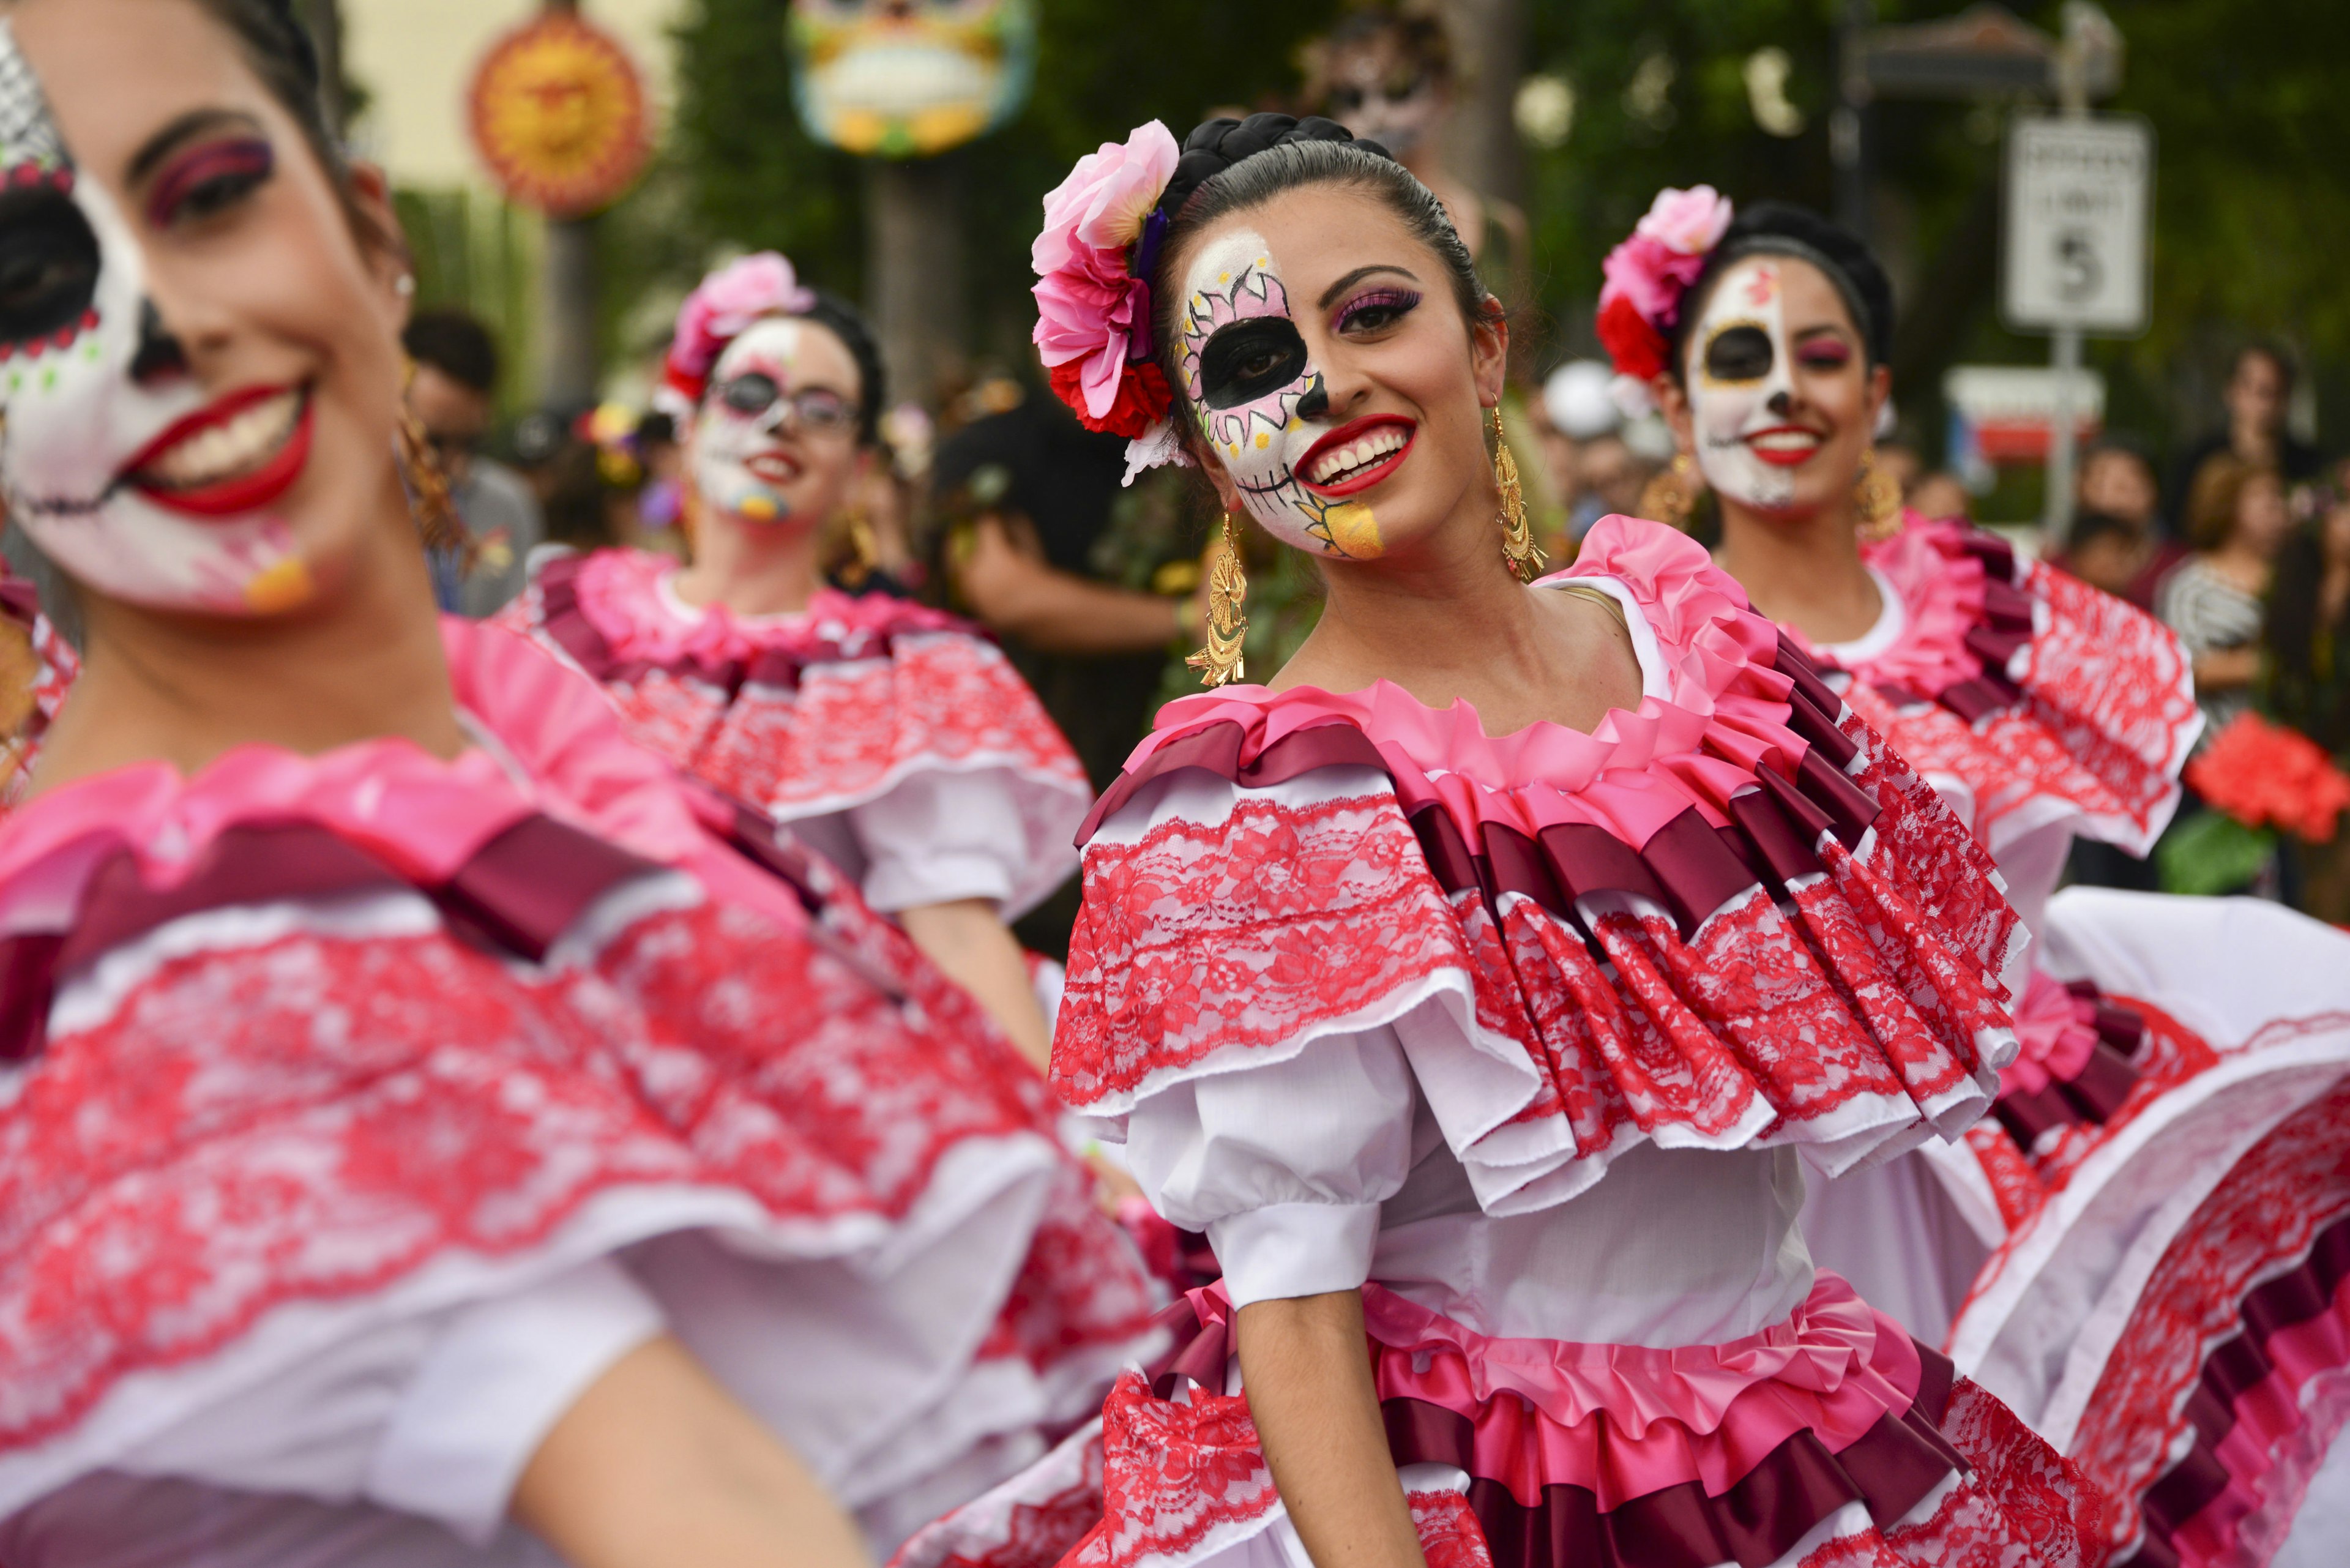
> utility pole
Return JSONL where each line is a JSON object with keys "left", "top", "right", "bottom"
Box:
{"left": 537, "top": 0, "right": 600, "bottom": 410}
{"left": 1833, "top": 0, "right": 1874, "bottom": 243}
{"left": 865, "top": 156, "right": 968, "bottom": 414}
{"left": 1438, "top": 0, "right": 1526, "bottom": 211}
{"left": 2042, "top": 26, "right": 2090, "bottom": 545}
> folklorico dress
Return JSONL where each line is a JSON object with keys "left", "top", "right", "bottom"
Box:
{"left": 498, "top": 548, "right": 1092, "bottom": 931}
{"left": 0, "top": 617, "right": 1160, "bottom": 1567}
{"left": 892, "top": 517, "right": 2104, "bottom": 1568}
{"left": 1792, "top": 513, "right": 2350, "bottom": 1568}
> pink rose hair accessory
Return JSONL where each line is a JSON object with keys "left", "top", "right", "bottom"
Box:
{"left": 659, "top": 252, "right": 820, "bottom": 417}
{"left": 1031, "top": 120, "right": 1185, "bottom": 483}
{"left": 1595, "top": 185, "right": 1734, "bottom": 416}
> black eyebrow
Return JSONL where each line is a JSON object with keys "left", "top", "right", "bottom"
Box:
{"left": 1318, "top": 264, "right": 1422, "bottom": 310}
{"left": 127, "top": 108, "right": 267, "bottom": 187}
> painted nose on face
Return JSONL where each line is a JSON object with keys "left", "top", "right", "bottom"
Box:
{"left": 1296, "top": 373, "right": 1329, "bottom": 422}
{"left": 1765, "top": 388, "right": 1794, "bottom": 418}
{"left": 130, "top": 299, "right": 188, "bottom": 386}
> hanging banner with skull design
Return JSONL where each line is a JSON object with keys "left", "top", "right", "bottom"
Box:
{"left": 788, "top": 0, "right": 1037, "bottom": 159}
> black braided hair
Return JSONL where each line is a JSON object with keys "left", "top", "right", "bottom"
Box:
{"left": 1141, "top": 113, "right": 1486, "bottom": 428}
{"left": 1666, "top": 201, "right": 1895, "bottom": 379}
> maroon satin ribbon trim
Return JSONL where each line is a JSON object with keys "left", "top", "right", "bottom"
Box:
{"left": 1078, "top": 657, "right": 1882, "bottom": 946}
{"left": 1993, "top": 982, "right": 2151, "bottom": 1148}
{"left": 1138, "top": 1294, "right": 1968, "bottom": 1568}
{"left": 534, "top": 550, "right": 992, "bottom": 697}
{"left": 0, "top": 814, "right": 670, "bottom": 1064}
{"left": 2127, "top": 1212, "right": 2350, "bottom": 1567}
{"left": 0, "top": 578, "right": 39, "bottom": 630}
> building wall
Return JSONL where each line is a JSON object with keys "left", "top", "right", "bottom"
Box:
{"left": 343, "top": 0, "right": 688, "bottom": 189}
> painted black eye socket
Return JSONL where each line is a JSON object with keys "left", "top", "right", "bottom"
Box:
{"left": 717, "top": 371, "right": 781, "bottom": 414}
{"left": 0, "top": 190, "right": 98, "bottom": 351}
{"left": 1198, "top": 318, "right": 1308, "bottom": 410}
{"left": 1702, "top": 324, "right": 1774, "bottom": 383}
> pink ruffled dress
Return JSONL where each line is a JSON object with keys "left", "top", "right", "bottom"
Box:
{"left": 1791, "top": 513, "right": 2350, "bottom": 1568}
{"left": 498, "top": 547, "right": 1092, "bottom": 924}
{"left": 0, "top": 618, "right": 1160, "bottom": 1567}
{"left": 890, "top": 518, "right": 2103, "bottom": 1568}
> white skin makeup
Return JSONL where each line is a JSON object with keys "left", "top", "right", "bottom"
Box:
{"left": 0, "top": 21, "right": 311, "bottom": 613}
{"left": 1684, "top": 255, "right": 1806, "bottom": 513}
{"left": 1178, "top": 228, "right": 1390, "bottom": 560}
{"left": 692, "top": 317, "right": 815, "bottom": 526}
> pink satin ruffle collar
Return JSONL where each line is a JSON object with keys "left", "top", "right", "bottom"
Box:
{"left": 569, "top": 547, "right": 962, "bottom": 670}
{"left": 1132, "top": 515, "right": 1819, "bottom": 849}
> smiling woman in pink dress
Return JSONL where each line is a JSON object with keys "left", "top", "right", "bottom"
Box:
{"left": 499, "top": 258, "right": 1091, "bottom": 1072}
{"left": 0, "top": 5, "right": 1157, "bottom": 1565}
{"left": 1605, "top": 184, "right": 2350, "bottom": 1568}
{"left": 894, "top": 113, "right": 2106, "bottom": 1568}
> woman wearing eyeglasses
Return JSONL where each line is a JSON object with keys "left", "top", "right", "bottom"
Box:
{"left": 502, "top": 257, "right": 1090, "bottom": 1069}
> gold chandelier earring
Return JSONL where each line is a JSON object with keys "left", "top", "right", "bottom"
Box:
{"left": 396, "top": 357, "right": 469, "bottom": 560}
{"left": 1855, "top": 446, "right": 1904, "bottom": 542}
{"left": 1493, "top": 406, "right": 1546, "bottom": 584}
{"left": 1638, "top": 450, "right": 1702, "bottom": 531}
{"left": 1185, "top": 510, "right": 1250, "bottom": 687}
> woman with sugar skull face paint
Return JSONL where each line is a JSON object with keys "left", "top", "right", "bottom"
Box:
{"left": 498, "top": 255, "right": 1089, "bottom": 1073}
{"left": 1610, "top": 190, "right": 2350, "bottom": 1566}
{"left": 0, "top": 8, "right": 1159, "bottom": 1567}
{"left": 892, "top": 116, "right": 2103, "bottom": 1568}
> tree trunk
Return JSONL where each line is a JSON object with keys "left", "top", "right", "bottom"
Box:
{"left": 540, "top": 215, "right": 602, "bottom": 408}
{"left": 864, "top": 156, "right": 968, "bottom": 413}
{"left": 1436, "top": 0, "right": 1526, "bottom": 209}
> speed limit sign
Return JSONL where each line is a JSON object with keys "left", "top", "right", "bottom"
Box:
{"left": 2003, "top": 115, "right": 2153, "bottom": 335}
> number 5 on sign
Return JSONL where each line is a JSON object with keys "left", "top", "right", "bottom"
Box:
{"left": 2003, "top": 114, "right": 2154, "bottom": 337}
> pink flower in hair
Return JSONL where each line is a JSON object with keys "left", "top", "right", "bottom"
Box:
{"left": 666, "top": 252, "right": 819, "bottom": 397}
{"left": 1595, "top": 185, "right": 1734, "bottom": 395}
{"left": 1031, "top": 122, "right": 1179, "bottom": 430}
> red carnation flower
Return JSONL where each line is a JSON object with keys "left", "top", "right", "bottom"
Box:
{"left": 1052, "top": 359, "right": 1171, "bottom": 440}
{"left": 1597, "top": 293, "right": 1668, "bottom": 383}
{"left": 2187, "top": 712, "right": 2350, "bottom": 843}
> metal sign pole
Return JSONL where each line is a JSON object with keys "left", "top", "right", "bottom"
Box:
{"left": 2043, "top": 36, "right": 2089, "bottom": 547}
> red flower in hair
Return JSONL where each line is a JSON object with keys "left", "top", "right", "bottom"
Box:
{"left": 1052, "top": 359, "right": 1171, "bottom": 441}
{"left": 1596, "top": 293, "right": 1668, "bottom": 384}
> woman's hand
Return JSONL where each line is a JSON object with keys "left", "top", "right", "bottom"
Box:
{"left": 512, "top": 1335, "right": 873, "bottom": 1568}
{"left": 897, "top": 896, "right": 1054, "bottom": 1073}
{"left": 1236, "top": 1291, "right": 1429, "bottom": 1568}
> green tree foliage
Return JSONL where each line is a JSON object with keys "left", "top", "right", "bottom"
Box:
{"left": 648, "top": 0, "right": 2348, "bottom": 450}
{"left": 643, "top": 0, "right": 1346, "bottom": 367}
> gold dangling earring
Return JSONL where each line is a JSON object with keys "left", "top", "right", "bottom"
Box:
{"left": 1854, "top": 446, "right": 1904, "bottom": 542}
{"left": 1492, "top": 405, "right": 1546, "bottom": 584}
{"left": 397, "top": 357, "right": 469, "bottom": 561}
{"left": 1638, "top": 450, "right": 1701, "bottom": 531}
{"left": 1185, "top": 510, "right": 1250, "bottom": 688}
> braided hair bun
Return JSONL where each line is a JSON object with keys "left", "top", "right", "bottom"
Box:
{"left": 1157, "top": 113, "right": 1389, "bottom": 224}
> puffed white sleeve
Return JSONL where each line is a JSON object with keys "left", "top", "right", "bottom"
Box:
{"left": 844, "top": 768, "right": 1028, "bottom": 915}
{"left": 1122, "top": 1026, "right": 1419, "bottom": 1309}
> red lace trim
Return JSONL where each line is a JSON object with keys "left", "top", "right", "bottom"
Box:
{"left": 505, "top": 551, "right": 1086, "bottom": 818}
{"left": 1819, "top": 518, "right": 2197, "bottom": 856}
{"left": 2066, "top": 1077, "right": 2350, "bottom": 1564}
{"left": 0, "top": 875, "right": 1157, "bottom": 1454}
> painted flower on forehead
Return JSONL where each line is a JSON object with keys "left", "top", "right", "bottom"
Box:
{"left": 1596, "top": 184, "right": 1734, "bottom": 410}
{"left": 663, "top": 252, "right": 818, "bottom": 409}
{"left": 1031, "top": 121, "right": 1181, "bottom": 455}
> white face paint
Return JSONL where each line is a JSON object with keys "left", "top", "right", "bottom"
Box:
{"left": 1178, "top": 230, "right": 1385, "bottom": 560}
{"left": 0, "top": 23, "right": 315, "bottom": 614}
{"left": 1685, "top": 255, "right": 1804, "bottom": 512}
{"left": 692, "top": 317, "right": 811, "bottom": 526}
